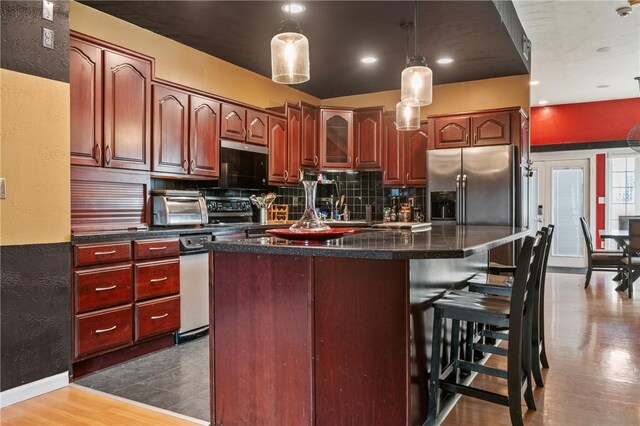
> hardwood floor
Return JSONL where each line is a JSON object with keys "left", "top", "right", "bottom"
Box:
{"left": 0, "top": 387, "right": 199, "bottom": 425}
{"left": 442, "top": 271, "right": 640, "bottom": 425}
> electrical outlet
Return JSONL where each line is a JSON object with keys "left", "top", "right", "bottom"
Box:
{"left": 0, "top": 178, "right": 6, "bottom": 199}
{"left": 293, "top": 196, "right": 299, "bottom": 207}
{"left": 42, "top": 28, "right": 54, "bottom": 49}
{"left": 42, "top": 0, "right": 53, "bottom": 21}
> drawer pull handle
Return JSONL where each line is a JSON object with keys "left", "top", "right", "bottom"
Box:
{"left": 95, "top": 325, "right": 117, "bottom": 334}
{"left": 149, "top": 277, "right": 168, "bottom": 283}
{"left": 95, "top": 285, "right": 117, "bottom": 292}
{"left": 94, "top": 250, "right": 116, "bottom": 256}
{"left": 151, "top": 313, "right": 169, "bottom": 320}
{"left": 148, "top": 246, "right": 167, "bottom": 251}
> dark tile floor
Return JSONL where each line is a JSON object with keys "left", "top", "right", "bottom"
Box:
{"left": 75, "top": 336, "right": 210, "bottom": 422}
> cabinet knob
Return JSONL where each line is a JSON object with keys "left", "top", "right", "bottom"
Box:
{"left": 299, "top": 168, "right": 303, "bottom": 178}
{"left": 190, "top": 159, "right": 196, "bottom": 172}
{"left": 183, "top": 160, "right": 188, "bottom": 171}
{"left": 242, "top": 128, "right": 247, "bottom": 139}
{"left": 94, "top": 144, "right": 101, "bottom": 164}
{"left": 284, "top": 170, "right": 289, "bottom": 181}
{"left": 406, "top": 173, "right": 410, "bottom": 181}
{"left": 314, "top": 155, "right": 319, "bottom": 165}
{"left": 248, "top": 129, "right": 253, "bottom": 139}
{"left": 104, "top": 145, "right": 111, "bottom": 165}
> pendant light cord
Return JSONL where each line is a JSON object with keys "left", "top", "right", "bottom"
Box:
{"left": 288, "top": 1, "right": 291, "bottom": 19}
{"left": 414, "top": 0, "right": 418, "bottom": 57}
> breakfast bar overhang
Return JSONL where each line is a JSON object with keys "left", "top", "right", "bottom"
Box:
{"left": 206, "top": 225, "right": 529, "bottom": 425}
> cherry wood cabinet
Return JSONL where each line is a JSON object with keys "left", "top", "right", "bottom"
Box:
{"left": 221, "top": 103, "right": 268, "bottom": 146}
{"left": 471, "top": 111, "right": 511, "bottom": 146}
{"left": 189, "top": 95, "right": 220, "bottom": 177}
{"left": 430, "top": 109, "right": 515, "bottom": 149}
{"left": 70, "top": 38, "right": 103, "bottom": 167}
{"left": 152, "top": 84, "right": 189, "bottom": 174}
{"left": 320, "top": 108, "right": 353, "bottom": 169}
{"left": 74, "top": 264, "right": 133, "bottom": 314}
{"left": 75, "top": 305, "right": 134, "bottom": 359}
{"left": 74, "top": 241, "right": 132, "bottom": 268}
{"left": 268, "top": 116, "right": 288, "bottom": 184}
{"left": 300, "top": 103, "right": 319, "bottom": 168}
{"left": 135, "top": 295, "right": 180, "bottom": 341}
{"left": 103, "top": 50, "right": 152, "bottom": 171}
{"left": 287, "top": 107, "right": 302, "bottom": 184}
{"left": 382, "top": 117, "right": 428, "bottom": 187}
{"left": 133, "top": 238, "right": 180, "bottom": 260}
{"left": 432, "top": 116, "right": 470, "bottom": 149}
{"left": 354, "top": 107, "right": 383, "bottom": 170}
{"left": 134, "top": 258, "right": 180, "bottom": 301}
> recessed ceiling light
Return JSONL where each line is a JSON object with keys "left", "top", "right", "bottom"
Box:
{"left": 436, "top": 57, "right": 454, "bottom": 64}
{"left": 597, "top": 84, "right": 610, "bottom": 88}
{"left": 596, "top": 46, "right": 614, "bottom": 53}
{"left": 281, "top": 3, "right": 305, "bottom": 14}
{"left": 530, "top": 80, "right": 540, "bottom": 86}
{"left": 538, "top": 100, "right": 549, "bottom": 105}
{"left": 361, "top": 56, "right": 378, "bottom": 64}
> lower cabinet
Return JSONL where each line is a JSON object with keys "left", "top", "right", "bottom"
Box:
{"left": 72, "top": 238, "right": 181, "bottom": 367}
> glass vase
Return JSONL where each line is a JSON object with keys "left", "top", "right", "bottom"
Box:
{"left": 289, "top": 180, "right": 330, "bottom": 232}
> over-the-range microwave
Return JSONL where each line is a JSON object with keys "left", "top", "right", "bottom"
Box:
{"left": 219, "top": 139, "right": 268, "bottom": 191}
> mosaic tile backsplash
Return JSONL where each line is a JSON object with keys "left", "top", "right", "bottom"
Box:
{"left": 151, "top": 173, "right": 426, "bottom": 223}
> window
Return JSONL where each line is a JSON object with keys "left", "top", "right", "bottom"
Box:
{"left": 606, "top": 154, "right": 640, "bottom": 249}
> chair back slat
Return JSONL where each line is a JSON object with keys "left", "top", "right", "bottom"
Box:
{"left": 628, "top": 219, "right": 640, "bottom": 252}
{"left": 579, "top": 217, "right": 594, "bottom": 256}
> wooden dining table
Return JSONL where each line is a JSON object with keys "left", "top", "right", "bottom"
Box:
{"left": 599, "top": 229, "right": 633, "bottom": 291}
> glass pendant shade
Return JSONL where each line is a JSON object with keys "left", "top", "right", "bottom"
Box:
{"left": 395, "top": 101, "right": 420, "bottom": 131}
{"left": 400, "top": 56, "right": 433, "bottom": 106}
{"left": 271, "top": 20, "right": 310, "bottom": 84}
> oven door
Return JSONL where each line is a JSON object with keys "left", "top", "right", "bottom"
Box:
{"left": 219, "top": 140, "right": 268, "bottom": 190}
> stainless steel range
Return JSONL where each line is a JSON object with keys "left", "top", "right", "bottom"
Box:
{"left": 205, "top": 196, "right": 254, "bottom": 225}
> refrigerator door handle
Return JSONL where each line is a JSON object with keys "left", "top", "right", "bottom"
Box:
{"left": 462, "top": 174, "right": 467, "bottom": 224}
{"left": 456, "top": 174, "right": 461, "bottom": 224}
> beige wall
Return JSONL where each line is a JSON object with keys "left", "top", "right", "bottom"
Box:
{"left": 70, "top": 1, "right": 320, "bottom": 109}
{"left": 0, "top": 69, "right": 71, "bottom": 245}
{"left": 322, "top": 75, "right": 530, "bottom": 117}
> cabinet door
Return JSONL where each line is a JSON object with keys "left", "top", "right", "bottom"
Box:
{"left": 287, "top": 108, "right": 302, "bottom": 184}
{"left": 405, "top": 122, "right": 428, "bottom": 186}
{"left": 152, "top": 85, "right": 189, "bottom": 174}
{"left": 268, "top": 116, "right": 288, "bottom": 184}
{"left": 382, "top": 114, "right": 404, "bottom": 186}
{"left": 70, "top": 38, "right": 103, "bottom": 167}
{"left": 354, "top": 108, "right": 383, "bottom": 170}
{"left": 103, "top": 50, "right": 151, "bottom": 171}
{"left": 471, "top": 112, "right": 511, "bottom": 146}
{"left": 247, "top": 110, "right": 268, "bottom": 146}
{"left": 221, "top": 103, "right": 246, "bottom": 141}
{"left": 300, "top": 105, "right": 319, "bottom": 168}
{"left": 320, "top": 110, "right": 353, "bottom": 169}
{"left": 433, "top": 116, "right": 470, "bottom": 149}
{"left": 189, "top": 95, "right": 220, "bottom": 177}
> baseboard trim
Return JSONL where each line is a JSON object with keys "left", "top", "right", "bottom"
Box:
{"left": 0, "top": 372, "right": 69, "bottom": 408}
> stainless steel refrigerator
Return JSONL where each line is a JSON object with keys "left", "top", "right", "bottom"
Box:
{"left": 427, "top": 145, "right": 525, "bottom": 262}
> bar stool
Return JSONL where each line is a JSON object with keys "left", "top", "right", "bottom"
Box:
{"left": 468, "top": 225, "right": 554, "bottom": 387}
{"left": 427, "top": 234, "right": 543, "bottom": 426}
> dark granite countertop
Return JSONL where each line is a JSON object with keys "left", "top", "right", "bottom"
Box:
{"left": 205, "top": 225, "right": 530, "bottom": 260}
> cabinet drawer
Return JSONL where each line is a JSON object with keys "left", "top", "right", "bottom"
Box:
{"left": 75, "top": 264, "right": 133, "bottom": 314}
{"left": 134, "top": 239, "right": 180, "bottom": 260}
{"left": 136, "top": 296, "right": 180, "bottom": 341}
{"left": 135, "top": 259, "right": 180, "bottom": 301}
{"left": 75, "top": 242, "right": 132, "bottom": 267}
{"left": 75, "top": 305, "right": 133, "bottom": 359}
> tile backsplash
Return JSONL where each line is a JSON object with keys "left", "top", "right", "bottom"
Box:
{"left": 151, "top": 173, "right": 426, "bottom": 222}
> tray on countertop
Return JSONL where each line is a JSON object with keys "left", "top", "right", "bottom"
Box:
{"left": 371, "top": 222, "right": 432, "bottom": 231}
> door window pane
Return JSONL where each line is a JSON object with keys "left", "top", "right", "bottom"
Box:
{"left": 552, "top": 168, "right": 584, "bottom": 257}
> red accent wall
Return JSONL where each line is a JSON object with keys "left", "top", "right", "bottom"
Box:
{"left": 595, "top": 153, "right": 606, "bottom": 249}
{"left": 531, "top": 97, "right": 640, "bottom": 146}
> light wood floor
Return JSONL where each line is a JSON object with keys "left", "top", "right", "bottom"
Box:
{"left": 0, "top": 387, "right": 198, "bottom": 425}
{"left": 1, "top": 272, "right": 638, "bottom": 425}
{"left": 442, "top": 271, "right": 640, "bottom": 425}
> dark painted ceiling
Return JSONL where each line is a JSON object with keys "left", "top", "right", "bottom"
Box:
{"left": 81, "top": 1, "right": 529, "bottom": 99}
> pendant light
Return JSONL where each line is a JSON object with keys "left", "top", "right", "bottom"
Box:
{"left": 271, "top": 2, "right": 310, "bottom": 84}
{"left": 400, "top": 0, "right": 433, "bottom": 106}
{"left": 396, "top": 22, "right": 420, "bottom": 131}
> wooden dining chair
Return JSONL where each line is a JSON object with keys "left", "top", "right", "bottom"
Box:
{"left": 579, "top": 217, "right": 624, "bottom": 289}
{"left": 620, "top": 218, "right": 640, "bottom": 298}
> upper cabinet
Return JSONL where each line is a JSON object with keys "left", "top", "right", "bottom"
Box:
{"left": 430, "top": 109, "right": 517, "bottom": 149}
{"left": 320, "top": 109, "right": 353, "bottom": 170}
{"left": 189, "top": 95, "right": 221, "bottom": 178}
{"left": 287, "top": 107, "right": 302, "bottom": 184}
{"left": 354, "top": 107, "right": 383, "bottom": 170}
{"left": 221, "top": 103, "right": 268, "bottom": 146}
{"left": 103, "top": 50, "right": 152, "bottom": 171}
{"left": 70, "top": 38, "right": 103, "bottom": 167}
{"left": 382, "top": 116, "right": 428, "bottom": 187}
{"left": 152, "top": 84, "right": 189, "bottom": 174}
{"left": 268, "top": 116, "right": 288, "bottom": 184}
{"left": 382, "top": 113, "right": 404, "bottom": 186}
{"left": 71, "top": 37, "right": 152, "bottom": 171}
{"left": 300, "top": 103, "right": 319, "bottom": 169}
{"left": 405, "top": 123, "right": 428, "bottom": 185}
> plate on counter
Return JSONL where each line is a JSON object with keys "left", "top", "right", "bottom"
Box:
{"left": 265, "top": 228, "right": 360, "bottom": 243}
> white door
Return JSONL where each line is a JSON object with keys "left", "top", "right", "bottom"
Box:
{"left": 536, "top": 159, "right": 590, "bottom": 268}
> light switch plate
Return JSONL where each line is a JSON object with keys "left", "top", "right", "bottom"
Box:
{"left": 42, "top": 28, "right": 54, "bottom": 49}
{"left": 42, "top": 0, "right": 54, "bottom": 21}
{"left": 598, "top": 196, "right": 606, "bottom": 204}
{"left": 0, "top": 178, "right": 6, "bottom": 199}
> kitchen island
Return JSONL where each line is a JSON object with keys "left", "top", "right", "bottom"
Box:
{"left": 206, "top": 225, "right": 529, "bottom": 426}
